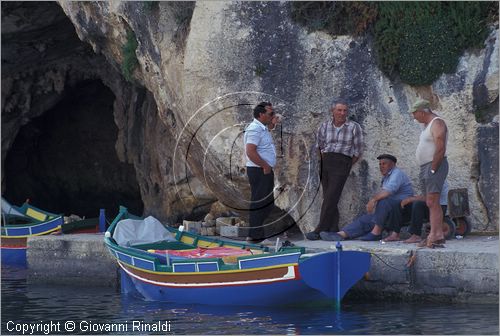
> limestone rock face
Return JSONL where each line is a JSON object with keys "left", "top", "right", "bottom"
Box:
{"left": 0, "top": 2, "right": 147, "bottom": 216}
{"left": 1, "top": 2, "right": 213, "bottom": 220}
{"left": 5, "top": 1, "right": 498, "bottom": 231}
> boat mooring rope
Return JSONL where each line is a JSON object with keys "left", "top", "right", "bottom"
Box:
{"left": 369, "top": 251, "right": 412, "bottom": 272}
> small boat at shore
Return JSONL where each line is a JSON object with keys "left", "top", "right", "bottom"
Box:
{"left": 1, "top": 198, "right": 64, "bottom": 266}
{"left": 61, "top": 217, "right": 100, "bottom": 234}
{"left": 105, "top": 206, "right": 371, "bottom": 306}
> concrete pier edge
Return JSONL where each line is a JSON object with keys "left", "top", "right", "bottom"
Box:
{"left": 26, "top": 233, "right": 499, "bottom": 303}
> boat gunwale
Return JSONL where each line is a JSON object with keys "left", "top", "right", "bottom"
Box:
{"left": 106, "top": 239, "right": 303, "bottom": 274}
{"left": 104, "top": 206, "right": 305, "bottom": 274}
{"left": 117, "top": 258, "right": 299, "bottom": 276}
{"left": 1, "top": 216, "right": 63, "bottom": 238}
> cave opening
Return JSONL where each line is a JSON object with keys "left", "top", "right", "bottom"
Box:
{"left": 3, "top": 79, "right": 144, "bottom": 218}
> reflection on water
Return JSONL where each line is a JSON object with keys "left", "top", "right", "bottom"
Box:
{"left": 1, "top": 266, "right": 498, "bottom": 335}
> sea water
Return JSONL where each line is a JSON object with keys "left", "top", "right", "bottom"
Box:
{"left": 1, "top": 266, "right": 498, "bottom": 335}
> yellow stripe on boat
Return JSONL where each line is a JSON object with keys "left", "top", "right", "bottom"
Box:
{"left": 180, "top": 235, "right": 195, "bottom": 245}
{"left": 31, "top": 226, "right": 62, "bottom": 236}
{"left": 1, "top": 226, "right": 61, "bottom": 238}
{"left": 196, "top": 239, "right": 219, "bottom": 248}
{"left": 121, "top": 261, "right": 298, "bottom": 275}
{"left": 26, "top": 208, "right": 47, "bottom": 221}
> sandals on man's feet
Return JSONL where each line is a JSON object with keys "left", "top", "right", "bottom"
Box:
{"left": 418, "top": 238, "right": 446, "bottom": 249}
{"left": 427, "top": 238, "right": 446, "bottom": 248}
{"left": 417, "top": 238, "right": 427, "bottom": 248}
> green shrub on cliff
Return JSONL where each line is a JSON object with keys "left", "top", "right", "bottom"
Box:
{"left": 290, "top": 1, "right": 496, "bottom": 86}
{"left": 375, "top": 2, "right": 493, "bottom": 86}
{"left": 121, "top": 31, "right": 138, "bottom": 83}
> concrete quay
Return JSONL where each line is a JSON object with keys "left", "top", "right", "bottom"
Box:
{"left": 27, "top": 233, "right": 119, "bottom": 288}
{"left": 26, "top": 233, "right": 498, "bottom": 303}
{"left": 292, "top": 234, "right": 499, "bottom": 304}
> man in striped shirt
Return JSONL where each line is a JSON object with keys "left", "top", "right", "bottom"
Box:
{"left": 306, "top": 99, "right": 364, "bottom": 240}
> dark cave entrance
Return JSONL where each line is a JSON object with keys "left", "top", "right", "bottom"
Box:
{"left": 3, "top": 80, "right": 143, "bottom": 218}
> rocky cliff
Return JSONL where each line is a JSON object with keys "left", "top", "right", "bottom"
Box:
{"left": 2, "top": 1, "right": 498, "bottom": 233}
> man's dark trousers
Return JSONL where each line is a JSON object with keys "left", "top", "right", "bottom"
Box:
{"left": 342, "top": 198, "right": 402, "bottom": 238}
{"left": 316, "top": 152, "right": 352, "bottom": 233}
{"left": 407, "top": 202, "right": 448, "bottom": 236}
{"left": 384, "top": 202, "right": 412, "bottom": 233}
{"left": 247, "top": 167, "right": 275, "bottom": 240}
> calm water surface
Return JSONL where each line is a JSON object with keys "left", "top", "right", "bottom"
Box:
{"left": 1, "top": 266, "right": 498, "bottom": 335}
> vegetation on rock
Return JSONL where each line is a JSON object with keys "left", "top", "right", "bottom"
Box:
{"left": 121, "top": 30, "right": 139, "bottom": 83}
{"left": 290, "top": 1, "right": 498, "bottom": 86}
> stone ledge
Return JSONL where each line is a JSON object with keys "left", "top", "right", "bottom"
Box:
{"left": 294, "top": 235, "right": 499, "bottom": 303}
{"left": 27, "top": 233, "right": 118, "bottom": 288}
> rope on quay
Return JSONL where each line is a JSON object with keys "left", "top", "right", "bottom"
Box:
{"left": 369, "top": 251, "right": 414, "bottom": 273}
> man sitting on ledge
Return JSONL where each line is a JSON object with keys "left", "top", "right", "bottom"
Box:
{"left": 401, "top": 180, "right": 449, "bottom": 244}
{"left": 320, "top": 154, "right": 414, "bottom": 242}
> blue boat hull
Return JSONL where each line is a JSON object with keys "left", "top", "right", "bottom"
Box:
{"left": 117, "top": 249, "right": 371, "bottom": 306}
{"left": 1, "top": 215, "right": 63, "bottom": 267}
{"left": 120, "top": 269, "right": 326, "bottom": 306}
{"left": 1, "top": 247, "right": 27, "bottom": 267}
{"left": 107, "top": 206, "right": 372, "bottom": 306}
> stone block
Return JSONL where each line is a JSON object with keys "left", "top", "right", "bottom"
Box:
{"left": 219, "top": 225, "right": 247, "bottom": 238}
{"left": 183, "top": 220, "right": 202, "bottom": 234}
{"left": 219, "top": 225, "right": 238, "bottom": 237}
{"left": 205, "top": 227, "right": 216, "bottom": 236}
{"left": 237, "top": 220, "right": 249, "bottom": 227}
{"left": 202, "top": 220, "right": 216, "bottom": 227}
{"left": 216, "top": 217, "right": 237, "bottom": 226}
{"left": 201, "top": 226, "right": 216, "bottom": 236}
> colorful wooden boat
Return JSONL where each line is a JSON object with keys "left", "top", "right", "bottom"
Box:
{"left": 1, "top": 198, "right": 63, "bottom": 266}
{"left": 105, "top": 206, "right": 371, "bottom": 306}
